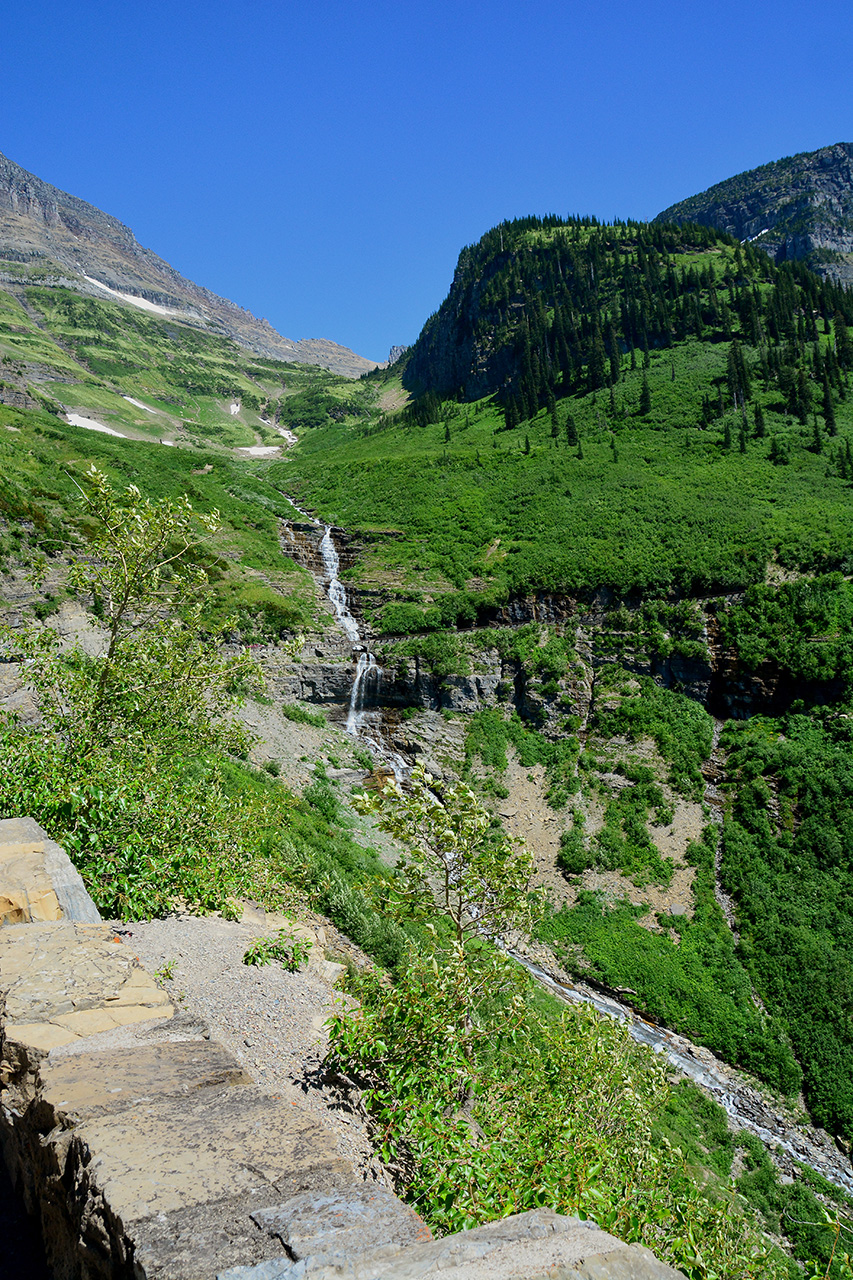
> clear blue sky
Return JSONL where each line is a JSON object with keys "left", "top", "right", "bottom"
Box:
{"left": 4, "top": 1, "right": 853, "bottom": 362}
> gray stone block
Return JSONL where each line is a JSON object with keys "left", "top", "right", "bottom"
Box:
{"left": 0, "top": 816, "right": 100, "bottom": 924}
{"left": 39, "top": 1040, "right": 251, "bottom": 1123}
{"left": 218, "top": 1209, "right": 685, "bottom": 1280}
{"left": 252, "top": 1184, "right": 431, "bottom": 1259}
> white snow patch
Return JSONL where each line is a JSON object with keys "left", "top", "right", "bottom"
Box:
{"left": 65, "top": 413, "right": 126, "bottom": 438}
{"left": 123, "top": 395, "right": 158, "bottom": 414}
{"left": 276, "top": 427, "right": 298, "bottom": 446}
{"left": 229, "top": 402, "right": 241, "bottom": 415}
{"left": 236, "top": 445, "right": 281, "bottom": 457}
{"left": 742, "top": 228, "right": 770, "bottom": 244}
{"left": 83, "top": 275, "right": 181, "bottom": 317}
{"left": 160, "top": 439, "right": 176, "bottom": 446}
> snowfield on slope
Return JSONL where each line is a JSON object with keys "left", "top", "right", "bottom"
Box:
{"left": 83, "top": 275, "right": 183, "bottom": 318}
{"left": 122, "top": 395, "right": 159, "bottom": 413}
{"left": 65, "top": 412, "right": 125, "bottom": 438}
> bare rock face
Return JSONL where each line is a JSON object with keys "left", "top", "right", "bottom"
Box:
{"left": 0, "top": 151, "right": 377, "bottom": 378}
{"left": 655, "top": 141, "right": 853, "bottom": 284}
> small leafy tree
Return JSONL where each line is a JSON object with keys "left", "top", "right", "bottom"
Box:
{"left": 352, "top": 764, "right": 538, "bottom": 952}
{"left": 17, "top": 465, "right": 256, "bottom": 762}
{"left": 352, "top": 766, "right": 541, "bottom": 1085}
{"left": 0, "top": 467, "right": 280, "bottom": 917}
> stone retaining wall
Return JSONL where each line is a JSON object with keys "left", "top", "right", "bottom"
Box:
{"left": 0, "top": 817, "right": 682, "bottom": 1280}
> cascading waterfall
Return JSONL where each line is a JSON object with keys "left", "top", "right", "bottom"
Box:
{"left": 313, "top": 522, "right": 404, "bottom": 774}
{"left": 319, "top": 525, "right": 362, "bottom": 645}
{"left": 346, "top": 651, "right": 381, "bottom": 735}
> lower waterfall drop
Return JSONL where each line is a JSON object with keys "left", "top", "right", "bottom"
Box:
{"left": 346, "top": 651, "right": 382, "bottom": 736}
{"left": 308, "top": 519, "right": 406, "bottom": 777}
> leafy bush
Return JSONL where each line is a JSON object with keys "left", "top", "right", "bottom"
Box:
{"left": 327, "top": 952, "right": 786, "bottom": 1279}
{"left": 243, "top": 926, "right": 312, "bottom": 972}
{"left": 281, "top": 702, "right": 326, "bottom": 728}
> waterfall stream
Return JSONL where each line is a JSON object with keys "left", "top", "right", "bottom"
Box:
{"left": 510, "top": 949, "right": 853, "bottom": 1195}
{"left": 282, "top": 501, "right": 404, "bottom": 773}
{"left": 279, "top": 499, "right": 852, "bottom": 1191}
{"left": 346, "top": 651, "right": 381, "bottom": 735}
{"left": 319, "top": 525, "right": 362, "bottom": 646}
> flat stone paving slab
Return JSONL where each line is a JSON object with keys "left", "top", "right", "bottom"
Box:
{"left": 39, "top": 1041, "right": 252, "bottom": 1123}
{"left": 69, "top": 1083, "right": 352, "bottom": 1224}
{"left": 0, "top": 922, "right": 174, "bottom": 1051}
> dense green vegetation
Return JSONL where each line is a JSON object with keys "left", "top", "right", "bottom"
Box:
{"left": 278, "top": 221, "right": 853, "bottom": 616}
{"left": 538, "top": 831, "right": 800, "bottom": 1094}
{"left": 0, "top": 404, "right": 314, "bottom": 637}
{"left": 329, "top": 951, "right": 789, "bottom": 1280}
{"left": 722, "top": 708, "right": 853, "bottom": 1140}
{"left": 5, "top": 205, "right": 853, "bottom": 1276}
{"left": 720, "top": 573, "right": 853, "bottom": 691}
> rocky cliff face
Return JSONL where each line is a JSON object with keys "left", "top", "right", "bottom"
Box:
{"left": 400, "top": 248, "right": 518, "bottom": 401}
{"left": 0, "top": 151, "right": 377, "bottom": 377}
{"left": 655, "top": 142, "right": 853, "bottom": 283}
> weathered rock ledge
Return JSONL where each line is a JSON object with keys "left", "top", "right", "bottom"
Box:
{"left": 0, "top": 817, "right": 683, "bottom": 1279}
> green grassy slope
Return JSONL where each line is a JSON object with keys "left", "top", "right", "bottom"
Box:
{"left": 0, "top": 273, "right": 381, "bottom": 635}
{"left": 278, "top": 221, "right": 853, "bottom": 630}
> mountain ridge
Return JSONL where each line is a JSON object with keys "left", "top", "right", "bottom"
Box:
{"left": 0, "top": 150, "right": 376, "bottom": 378}
{"left": 655, "top": 141, "right": 853, "bottom": 284}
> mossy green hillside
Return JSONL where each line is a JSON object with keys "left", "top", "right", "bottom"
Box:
{"left": 0, "top": 283, "right": 377, "bottom": 449}
{"left": 278, "top": 223, "right": 853, "bottom": 624}
{"left": 0, "top": 405, "right": 315, "bottom": 637}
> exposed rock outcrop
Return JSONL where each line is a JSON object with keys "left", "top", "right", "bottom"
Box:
{"left": 656, "top": 141, "right": 853, "bottom": 284}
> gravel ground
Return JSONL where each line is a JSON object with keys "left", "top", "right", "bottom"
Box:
{"left": 113, "top": 906, "right": 387, "bottom": 1182}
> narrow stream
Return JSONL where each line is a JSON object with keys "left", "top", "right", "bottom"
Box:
{"left": 279, "top": 499, "right": 852, "bottom": 1193}
{"left": 510, "top": 949, "right": 853, "bottom": 1194}
{"left": 511, "top": 713, "right": 853, "bottom": 1194}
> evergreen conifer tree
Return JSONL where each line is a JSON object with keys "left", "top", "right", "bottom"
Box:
{"left": 823, "top": 373, "right": 837, "bottom": 436}
{"left": 836, "top": 313, "right": 853, "bottom": 370}
{"left": 639, "top": 374, "right": 651, "bottom": 415}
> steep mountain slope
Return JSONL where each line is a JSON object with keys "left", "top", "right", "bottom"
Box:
{"left": 290, "top": 216, "right": 853, "bottom": 613}
{"left": 280, "top": 217, "right": 853, "bottom": 1155}
{"left": 655, "top": 142, "right": 853, "bottom": 284}
{"left": 3, "top": 177, "right": 853, "bottom": 1256}
{"left": 0, "top": 150, "right": 376, "bottom": 376}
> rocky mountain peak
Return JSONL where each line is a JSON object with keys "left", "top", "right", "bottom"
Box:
{"left": 655, "top": 142, "right": 853, "bottom": 283}
{"left": 0, "top": 150, "right": 377, "bottom": 377}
